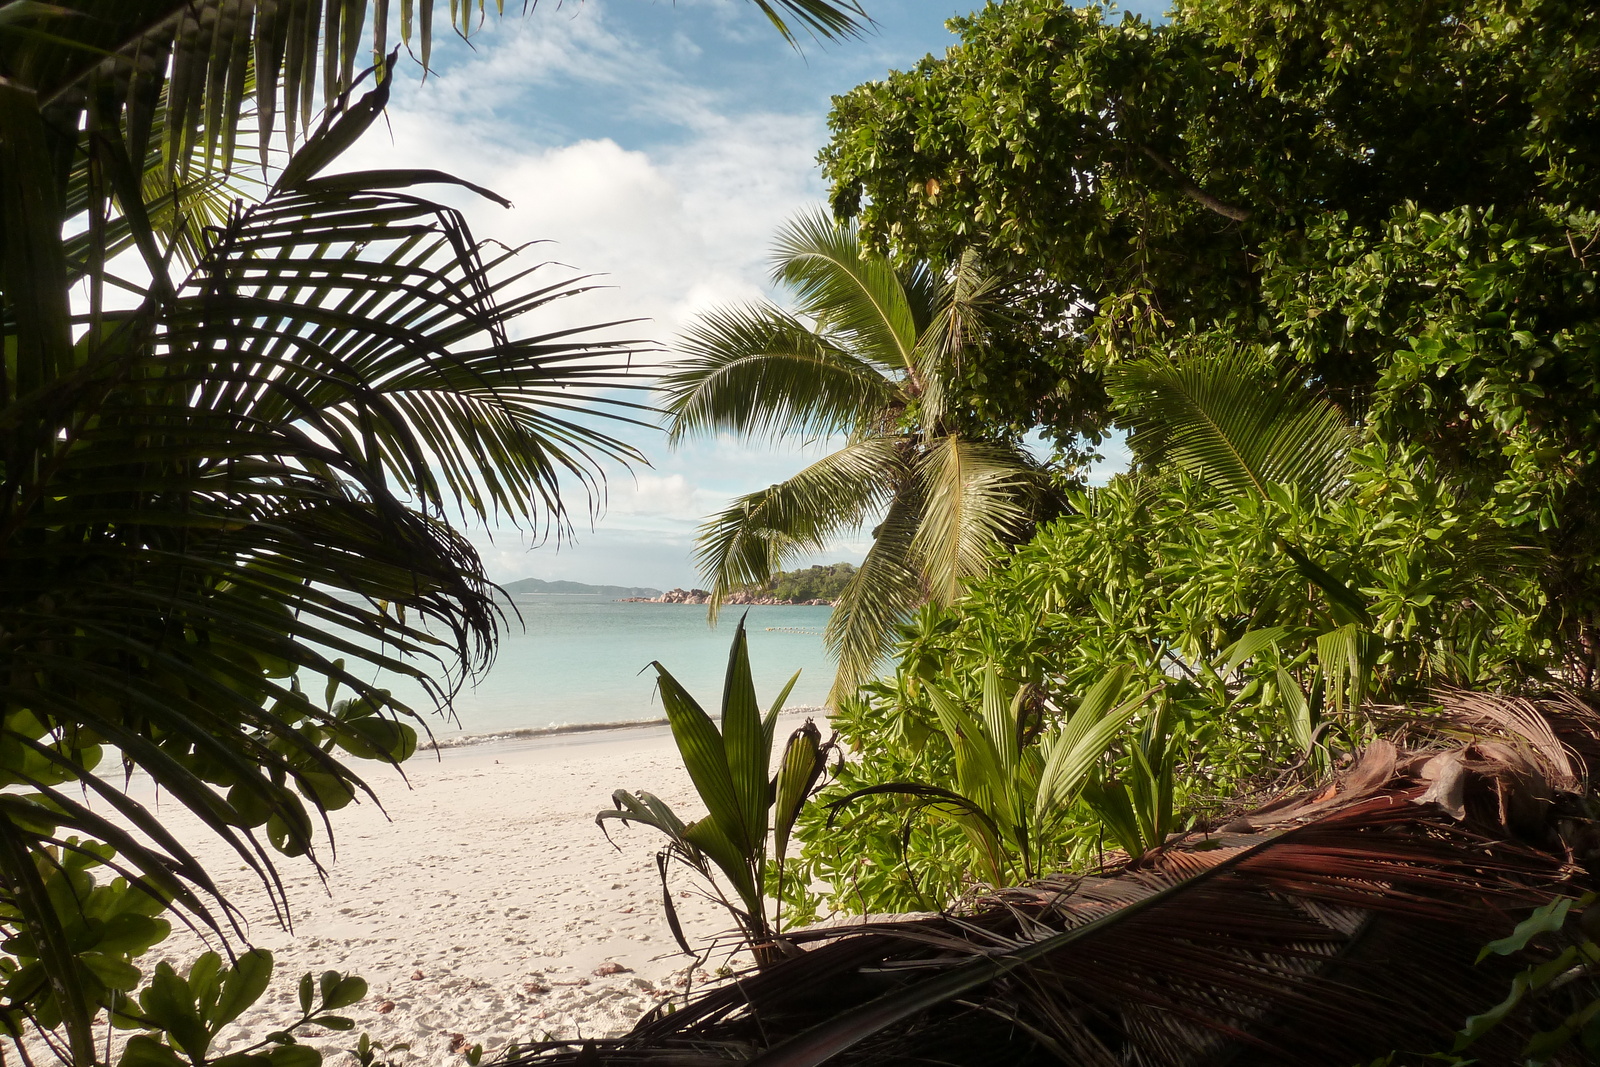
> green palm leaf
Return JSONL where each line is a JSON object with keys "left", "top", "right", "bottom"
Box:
{"left": 0, "top": 1, "right": 868, "bottom": 180}
{"left": 1107, "top": 347, "right": 1357, "bottom": 501}
{"left": 674, "top": 213, "right": 1058, "bottom": 700}
{"left": 911, "top": 434, "right": 1038, "bottom": 605}
{"left": 665, "top": 303, "right": 895, "bottom": 443}
{"left": 909, "top": 248, "right": 1001, "bottom": 428}
{"left": 0, "top": 63, "right": 648, "bottom": 1051}
{"left": 719, "top": 620, "right": 771, "bottom": 858}
{"left": 824, "top": 489, "right": 929, "bottom": 703}
{"left": 1032, "top": 666, "right": 1149, "bottom": 821}
{"left": 694, "top": 437, "right": 904, "bottom": 617}
{"left": 771, "top": 210, "right": 923, "bottom": 374}
{"left": 748, "top": 0, "right": 869, "bottom": 45}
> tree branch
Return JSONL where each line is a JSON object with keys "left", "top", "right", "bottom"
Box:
{"left": 1134, "top": 142, "right": 1253, "bottom": 223}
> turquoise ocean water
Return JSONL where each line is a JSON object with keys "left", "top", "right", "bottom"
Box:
{"left": 361, "top": 595, "right": 835, "bottom": 743}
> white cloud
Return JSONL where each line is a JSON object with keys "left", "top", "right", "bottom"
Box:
{"left": 605, "top": 472, "right": 718, "bottom": 520}
{"left": 323, "top": 3, "right": 924, "bottom": 586}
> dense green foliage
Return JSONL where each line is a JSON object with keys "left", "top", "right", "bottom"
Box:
{"left": 786, "top": 326, "right": 1554, "bottom": 913}
{"left": 791, "top": 441, "right": 1552, "bottom": 912}
{"left": 821, "top": 0, "right": 1600, "bottom": 664}
{"left": 762, "top": 0, "right": 1600, "bottom": 920}
{"left": 737, "top": 563, "right": 859, "bottom": 602}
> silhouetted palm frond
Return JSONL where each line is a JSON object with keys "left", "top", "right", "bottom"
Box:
{"left": 0, "top": 57, "right": 647, "bottom": 1055}
{"left": 0, "top": 1, "right": 869, "bottom": 178}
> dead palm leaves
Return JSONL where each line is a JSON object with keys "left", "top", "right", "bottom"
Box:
{"left": 527, "top": 690, "right": 1600, "bottom": 1067}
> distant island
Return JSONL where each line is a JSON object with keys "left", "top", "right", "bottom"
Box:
{"left": 617, "top": 563, "right": 854, "bottom": 606}
{"left": 502, "top": 577, "right": 662, "bottom": 598}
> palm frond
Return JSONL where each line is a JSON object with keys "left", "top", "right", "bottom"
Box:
{"left": 749, "top": 0, "right": 870, "bottom": 45}
{"left": 674, "top": 212, "right": 1056, "bottom": 701}
{"left": 694, "top": 438, "right": 904, "bottom": 619}
{"left": 0, "top": 1, "right": 869, "bottom": 180}
{"left": 825, "top": 490, "right": 929, "bottom": 702}
{"left": 770, "top": 210, "right": 921, "bottom": 375}
{"left": 664, "top": 303, "right": 896, "bottom": 444}
{"left": 910, "top": 435, "right": 1037, "bottom": 606}
{"left": 1107, "top": 347, "right": 1357, "bottom": 501}
{"left": 0, "top": 72, "right": 649, "bottom": 1046}
{"left": 909, "top": 248, "right": 1001, "bottom": 429}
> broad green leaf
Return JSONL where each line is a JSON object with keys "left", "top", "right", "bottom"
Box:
{"left": 773, "top": 722, "right": 826, "bottom": 861}
{"left": 267, "top": 1043, "right": 322, "bottom": 1067}
{"left": 118, "top": 1035, "right": 187, "bottom": 1067}
{"left": 925, "top": 683, "right": 1013, "bottom": 829}
{"left": 188, "top": 951, "right": 223, "bottom": 1021}
{"left": 596, "top": 790, "right": 697, "bottom": 856}
{"left": 1316, "top": 623, "right": 1370, "bottom": 715}
{"left": 1281, "top": 541, "right": 1374, "bottom": 628}
{"left": 651, "top": 665, "right": 744, "bottom": 856}
{"left": 296, "top": 771, "right": 358, "bottom": 812}
{"left": 212, "top": 949, "right": 274, "bottom": 1030}
{"left": 979, "top": 666, "right": 1017, "bottom": 776}
{"left": 141, "top": 962, "right": 209, "bottom": 1061}
{"left": 763, "top": 669, "right": 803, "bottom": 755}
{"left": 1275, "top": 668, "right": 1318, "bottom": 754}
{"left": 1219, "top": 627, "right": 1289, "bottom": 675}
{"left": 1080, "top": 774, "right": 1145, "bottom": 858}
{"left": 320, "top": 973, "right": 368, "bottom": 1010}
{"left": 1479, "top": 897, "right": 1576, "bottom": 962}
{"left": 719, "top": 618, "right": 770, "bottom": 854}
{"left": 682, "top": 815, "right": 760, "bottom": 917}
{"left": 80, "top": 953, "right": 142, "bottom": 991}
{"left": 96, "top": 913, "right": 172, "bottom": 955}
{"left": 1034, "top": 669, "right": 1149, "bottom": 822}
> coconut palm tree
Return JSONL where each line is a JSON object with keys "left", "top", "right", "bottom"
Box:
{"left": 663, "top": 211, "right": 1052, "bottom": 701}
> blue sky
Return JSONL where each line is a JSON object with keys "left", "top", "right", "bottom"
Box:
{"left": 343, "top": 0, "right": 1154, "bottom": 589}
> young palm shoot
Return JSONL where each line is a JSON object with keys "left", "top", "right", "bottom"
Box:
{"left": 598, "top": 619, "right": 830, "bottom": 963}
{"left": 830, "top": 666, "right": 1153, "bottom": 888}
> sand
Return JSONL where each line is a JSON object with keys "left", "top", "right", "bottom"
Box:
{"left": 112, "top": 714, "right": 823, "bottom": 1065}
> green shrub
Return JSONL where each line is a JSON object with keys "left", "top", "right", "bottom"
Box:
{"left": 790, "top": 447, "right": 1551, "bottom": 914}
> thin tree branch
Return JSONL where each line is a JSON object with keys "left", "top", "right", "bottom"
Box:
{"left": 1134, "top": 142, "right": 1253, "bottom": 223}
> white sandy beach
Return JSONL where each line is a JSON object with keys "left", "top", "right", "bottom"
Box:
{"left": 116, "top": 713, "right": 825, "bottom": 1065}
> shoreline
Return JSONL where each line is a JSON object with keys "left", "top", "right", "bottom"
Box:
{"left": 423, "top": 704, "right": 831, "bottom": 751}
{"left": 111, "top": 706, "right": 836, "bottom": 1064}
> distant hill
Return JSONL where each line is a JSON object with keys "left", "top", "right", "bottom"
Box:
{"left": 502, "top": 577, "right": 662, "bottom": 598}
{"left": 733, "top": 562, "right": 856, "bottom": 602}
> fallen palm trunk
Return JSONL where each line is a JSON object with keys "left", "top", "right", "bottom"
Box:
{"left": 515, "top": 692, "right": 1600, "bottom": 1067}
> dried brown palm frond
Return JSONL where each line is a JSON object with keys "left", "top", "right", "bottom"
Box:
{"left": 512, "top": 690, "right": 1600, "bottom": 1067}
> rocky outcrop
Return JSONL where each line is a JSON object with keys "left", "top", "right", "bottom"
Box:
{"left": 658, "top": 588, "right": 711, "bottom": 604}
{"left": 614, "top": 588, "right": 711, "bottom": 604}
{"left": 615, "top": 588, "right": 834, "bottom": 606}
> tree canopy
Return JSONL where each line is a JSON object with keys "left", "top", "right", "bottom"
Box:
{"left": 735, "top": 563, "right": 860, "bottom": 602}
{"left": 822, "top": 0, "right": 1600, "bottom": 662}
